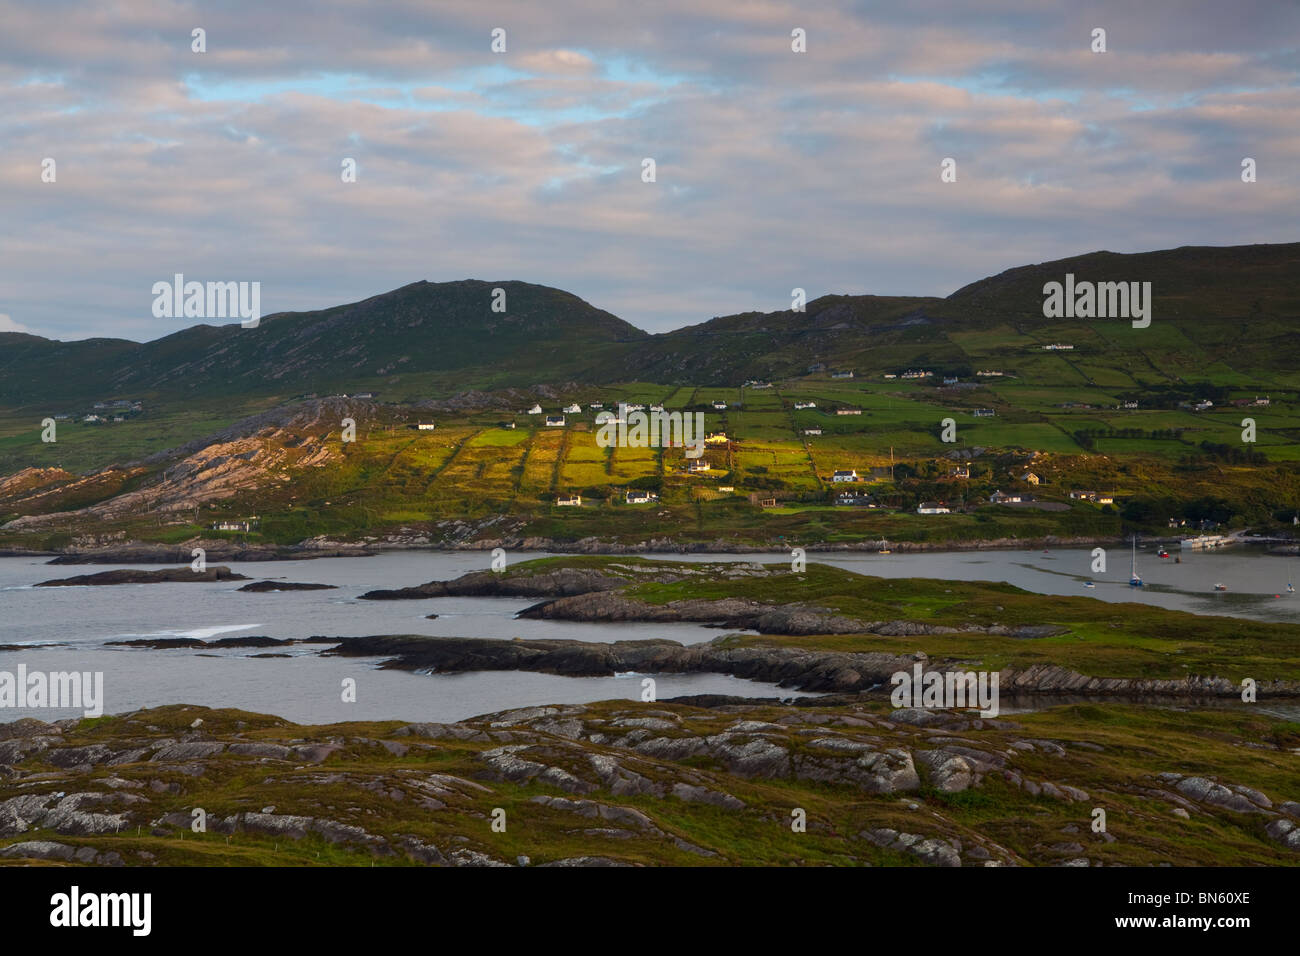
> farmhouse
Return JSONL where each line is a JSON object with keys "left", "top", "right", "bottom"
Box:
{"left": 1043, "top": 343, "right": 1074, "bottom": 351}
{"left": 835, "top": 407, "right": 862, "bottom": 416}
{"left": 835, "top": 492, "right": 875, "bottom": 507}
{"left": 917, "top": 502, "right": 950, "bottom": 515}
{"left": 415, "top": 423, "right": 436, "bottom": 431}
{"left": 563, "top": 403, "right": 582, "bottom": 414}
{"left": 545, "top": 415, "right": 566, "bottom": 427}
{"left": 831, "top": 370, "right": 855, "bottom": 379}
{"left": 883, "top": 373, "right": 897, "bottom": 379}
{"left": 949, "top": 465, "right": 970, "bottom": 479}
{"left": 804, "top": 427, "right": 823, "bottom": 436}
{"left": 943, "top": 376, "right": 959, "bottom": 386}
{"left": 687, "top": 459, "right": 711, "bottom": 473}
{"left": 901, "top": 370, "right": 932, "bottom": 379}
{"left": 832, "top": 469, "right": 860, "bottom": 483}
{"left": 589, "top": 403, "right": 604, "bottom": 410}
{"left": 1020, "top": 472, "right": 1040, "bottom": 485}
{"left": 556, "top": 495, "right": 582, "bottom": 507}
{"left": 704, "top": 432, "right": 730, "bottom": 445}
{"left": 972, "top": 408, "right": 996, "bottom": 417}
{"left": 649, "top": 404, "right": 665, "bottom": 412}
{"left": 794, "top": 401, "right": 817, "bottom": 410}
{"left": 718, "top": 486, "right": 735, "bottom": 493}
{"left": 625, "top": 490, "right": 657, "bottom": 504}
{"left": 976, "top": 370, "right": 1004, "bottom": 377}
{"left": 711, "top": 401, "right": 728, "bottom": 410}
{"left": 527, "top": 404, "right": 543, "bottom": 415}
{"left": 989, "top": 490, "right": 1032, "bottom": 504}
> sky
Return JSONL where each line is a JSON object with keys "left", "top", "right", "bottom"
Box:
{"left": 1, "top": 0, "right": 1297, "bottom": 341}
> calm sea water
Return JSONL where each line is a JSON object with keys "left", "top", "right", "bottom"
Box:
{"left": 0, "top": 546, "right": 1295, "bottom": 724}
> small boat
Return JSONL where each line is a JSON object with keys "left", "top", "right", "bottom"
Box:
{"left": 1288, "top": 584, "right": 1296, "bottom": 593}
{"left": 1084, "top": 582, "right": 1096, "bottom": 589}
{"left": 1158, "top": 549, "right": 1169, "bottom": 558}
{"left": 878, "top": 549, "right": 891, "bottom": 555}
{"left": 1129, "top": 535, "right": 1143, "bottom": 587}
{"left": 1214, "top": 583, "right": 1227, "bottom": 592}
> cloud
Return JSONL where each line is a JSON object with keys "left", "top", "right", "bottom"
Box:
{"left": 0, "top": 0, "right": 1296, "bottom": 340}
{"left": 0, "top": 313, "right": 31, "bottom": 333}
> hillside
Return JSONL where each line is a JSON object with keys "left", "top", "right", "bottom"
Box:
{"left": 0, "top": 280, "right": 646, "bottom": 406}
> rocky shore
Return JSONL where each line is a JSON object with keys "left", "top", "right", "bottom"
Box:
{"left": 323, "top": 633, "right": 1300, "bottom": 699}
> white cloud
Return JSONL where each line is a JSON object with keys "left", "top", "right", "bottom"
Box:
{"left": 0, "top": 313, "right": 31, "bottom": 334}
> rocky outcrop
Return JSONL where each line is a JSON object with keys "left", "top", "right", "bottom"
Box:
{"left": 35, "top": 566, "right": 249, "bottom": 586}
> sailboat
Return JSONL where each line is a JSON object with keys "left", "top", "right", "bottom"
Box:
{"left": 1129, "top": 535, "right": 1143, "bottom": 587}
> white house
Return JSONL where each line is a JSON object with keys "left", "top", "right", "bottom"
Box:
{"left": 1020, "top": 471, "right": 1041, "bottom": 485}
{"left": 917, "top": 502, "right": 950, "bottom": 515}
{"left": 832, "top": 469, "right": 859, "bottom": 482}
{"left": 687, "top": 459, "right": 711, "bottom": 473}
{"left": 804, "top": 427, "right": 823, "bottom": 436}
{"left": 794, "top": 401, "right": 816, "bottom": 410}
{"left": 416, "top": 423, "right": 436, "bottom": 431}
{"left": 835, "top": 407, "right": 862, "bottom": 416}
{"left": 589, "top": 403, "right": 604, "bottom": 410}
{"left": 563, "top": 403, "right": 582, "bottom": 414}
{"left": 556, "top": 495, "right": 582, "bottom": 507}
{"left": 625, "top": 490, "right": 657, "bottom": 504}
{"left": 545, "top": 415, "right": 566, "bottom": 427}
{"left": 527, "top": 404, "right": 543, "bottom": 415}
{"left": 712, "top": 401, "right": 728, "bottom": 410}
{"left": 989, "top": 490, "right": 1024, "bottom": 504}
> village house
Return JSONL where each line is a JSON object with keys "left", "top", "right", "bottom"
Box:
{"left": 704, "top": 432, "right": 730, "bottom": 445}
{"left": 835, "top": 407, "right": 862, "bottom": 416}
{"left": 588, "top": 402, "right": 604, "bottom": 410}
{"left": 563, "top": 403, "right": 582, "bottom": 414}
{"left": 687, "top": 458, "right": 711, "bottom": 473}
{"left": 718, "top": 485, "right": 735, "bottom": 493}
{"left": 917, "top": 501, "right": 950, "bottom": 515}
{"left": 1020, "top": 472, "right": 1041, "bottom": 485}
{"left": 949, "top": 465, "right": 970, "bottom": 479}
{"left": 831, "top": 370, "right": 855, "bottom": 379}
{"left": 1043, "top": 343, "right": 1074, "bottom": 350}
{"left": 711, "top": 401, "right": 728, "bottom": 410}
{"left": 804, "top": 427, "right": 823, "bottom": 436}
{"left": 942, "top": 376, "right": 959, "bottom": 386}
{"left": 835, "top": 492, "right": 876, "bottom": 507}
{"left": 527, "top": 404, "right": 543, "bottom": 415}
{"left": 794, "top": 401, "right": 816, "bottom": 410}
{"left": 976, "top": 370, "right": 1003, "bottom": 377}
{"left": 832, "top": 469, "right": 859, "bottom": 483}
{"left": 625, "top": 490, "right": 657, "bottom": 504}
{"left": 989, "top": 490, "right": 1028, "bottom": 504}
{"left": 545, "top": 415, "right": 566, "bottom": 427}
{"left": 883, "top": 373, "right": 898, "bottom": 379}
{"left": 758, "top": 497, "right": 778, "bottom": 508}
{"left": 354, "top": 392, "right": 377, "bottom": 399}
{"left": 556, "top": 495, "right": 582, "bottom": 507}
{"left": 649, "top": 403, "right": 665, "bottom": 412}
{"left": 416, "top": 423, "right": 436, "bottom": 431}
{"left": 972, "top": 408, "right": 996, "bottom": 417}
